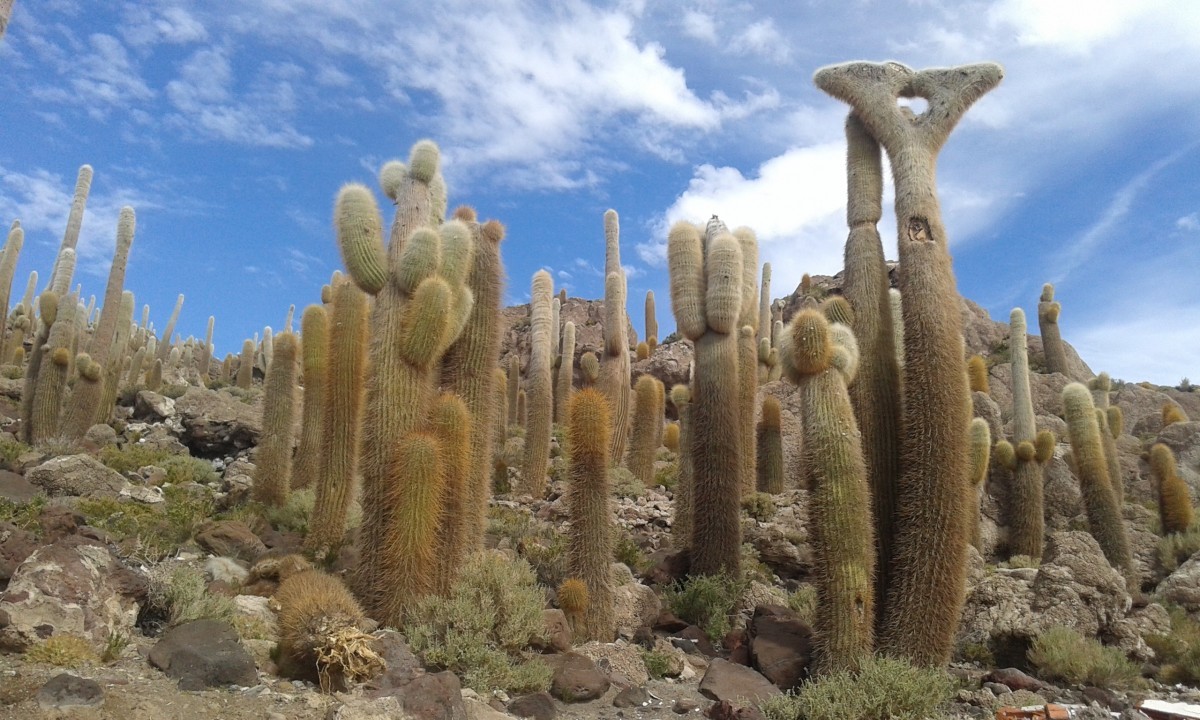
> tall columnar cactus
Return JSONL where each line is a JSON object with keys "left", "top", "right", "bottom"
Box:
{"left": 305, "top": 281, "right": 369, "bottom": 559}
{"left": 0, "top": 221, "right": 24, "bottom": 341}
{"left": 1037, "top": 284, "right": 1068, "bottom": 376}
{"left": 431, "top": 392, "right": 471, "bottom": 594}
{"left": 758, "top": 263, "right": 772, "bottom": 346}
{"left": 492, "top": 368, "right": 508, "bottom": 451}
{"left": 645, "top": 290, "right": 658, "bottom": 352}
{"left": 626, "top": 374, "right": 661, "bottom": 485}
{"left": 198, "top": 315, "right": 214, "bottom": 379}
{"left": 1007, "top": 308, "right": 1048, "bottom": 559}
{"left": 566, "top": 388, "right": 615, "bottom": 641}
{"left": 49, "top": 248, "right": 76, "bottom": 297}
{"left": 967, "top": 355, "right": 988, "bottom": 394}
{"left": 47, "top": 165, "right": 92, "bottom": 294}
{"left": 1096, "top": 408, "right": 1125, "bottom": 507}
{"left": 667, "top": 218, "right": 745, "bottom": 577}
{"left": 670, "top": 384, "right": 694, "bottom": 550}
{"left": 156, "top": 294, "right": 184, "bottom": 363}
{"left": 1089, "top": 371, "right": 1111, "bottom": 410}
{"left": 735, "top": 229, "right": 760, "bottom": 497}
{"left": 254, "top": 332, "right": 299, "bottom": 508}
{"left": 522, "top": 270, "right": 554, "bottom": 495}
{"left": 517, "top": 389, "right": 526, "bottom": 426}
{"left": 97, "top": 290, "right": 134, "bottom": 422}
{"left": 599, "top": 210, "right": 632, "bottom": 464}
{"left": 555, "top": 320, "right": 576, "bottom": 426}
{"left": 1062, "top": 383, "right": 1133, "bottom": 580}
{"left": 837, "top": 112, "right": 904, "bottom": 625}
{"left": 507, "top": 354, "right": 520, "bottom": 426}
{"left": 236, "top": 339, "right": 255, "bottom": 389}
{"left": 337, "top": 142, "right": 475, "bottom": 623}
{"left": 1150, "top": 443, "right": 1195, "bottom": 535}
{"left": 967, "top": 418, "right": 992, "bottom": 550}
{"left": 0, "top": 0, "right": 15, "bottom": 42}
{"left": 292, "top": 305, "right": 328, "bottom": 491}
{"left": 580, "top": 352, "right": 599, "bottom": 387}
{"left": 1107, "top": 406, "right": 1123, "bottom": 438}
{"left": 261, "top": 327, "right": 274, "bottom": 371}
{"left": 756, "top": 395, "right": 784, "bottom": 494}
{"left": 780, "top": 310, "right": 874, "bottom": 673}
{"left": 29, "top": 294, "right": 73, "bottom": 444}
{"left": 438, "top": 210, "right": 506, "bottom": 546}
{"left": 60, "top": 207, "right": 135, "bottom": 440}
{"left": 815, "top": 60, "right": 1003, "bottom": 666}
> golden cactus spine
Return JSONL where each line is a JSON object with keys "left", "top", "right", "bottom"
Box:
{"left": 668, "top": 218, "right": 743, "bottom": 577}
{"left": 837, "top": 113, "right": 903, "bottom": 626}
{"left": 816, "top": 60, "right": 1002, "bottom": 666}
{"left": 663, "top": 421, "right": 680, "bottom": 453}
{"left": 580, "top": 352, "right": 599, "bottom": 387}
{"left": 626, "top": 374, "right": 661, "bottom": 485}
{"left": 492, "top": 367, "right": 508, "bottom": 451}
{"left": 438, "top": 213, "right": 505, "bottom": 546}
{"left": 305, "top": 281, "right": 369, "bottom": 559}
{"left": 522, "top": 270, "right": 554, "bottom": 495}
{"left": 566, "top": 388, "right": 615, "bottom": 641}
{"left": 598, "top": 210, "right": 632, "bottom": 464}
{"left": 1037, "top": 284, "right": 1068, "bottom": 375}
{"left": 670, "top": 384, "right": 694, "bottom": 550}
{"left": 382, "top": 432, "right": 445, "bottom": 623}
{"left": 756, "top": 396, "right": 784, "bottom": 494}
{"left": 781, "top": 310, "right": 874, "bottom": 673}
{"left": 254, "top": 332, "right": 299, "bottom": 507}
{"left": 1062, "top": 383, "right": 1133, "bottom": 580}
{"left": 61, "top": 207, "right": 135, "bottom": 440}
{"left": 1096, "top": 407, "right": 1124, "bottom": 506}
{"left": 1150, "top": 443, "right": 1195, "bottom": 535}
{"left": 431, "top": 393, "right": 471, "bottom": 593}
{"left": 292, "top": 305, "right": 328, "bottom": 491}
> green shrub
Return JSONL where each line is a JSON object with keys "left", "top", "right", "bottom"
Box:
{"left": 147, "top": 564, "right": 236, "bottom": 627}
{"left": 786, "top": 584, "right": 817, "bottom": 626}
{"left": 664, "top": 573, "right": 746, "bottom": 642}
{"left": 98, "top": 443, "right": 172, "bottom": 474}
{"left": 1027, "top": 626, "right": 1143, "bottom": 689}
{"left": 0, "top": 436, "right": 30, "bottom": 469}
{"left": 0, "top": 495, "right": 47, "bottom": 535}
{"left": 24, "top": 635, "right": 97, "bottom": 667}
{"left": 1, "top": 365, "right": 24, "bottom": 380}
{"left": 653, "top": 460, "right": 678, "bottom": 490}
{"left": 100, "top": 631, "right": 130, "bottom": 663}
{"left": 742, "top": 492, "right": 777, "bottom": 522}
{"left": 261, "top": 487, "right": 314, "bottom": 533}
{"left": 162, "top": 455, "right": 219, "bottom": 485}
{"left": 759, "top": 655, "right": 955, "bottom": 720}
{"left": 1146, "top": 606, "right": 1200, "bottom": 686}
{"left": 641, "top": 648, "right": 675, "bottom": 679}
{"left": 1158, "top": 525, "right": 1200, "bottom": 574}
{"left": 609, "top": 466, "right": 645, "bottom": 498}
{"left": 1000, "top": 555, "right": 1040, "bottom": 569}
{"left": 161, "top": 383, "right": 189, "bottom": 399}
{"left": 407, "top": 551, "right": 551, "bottom": 694}
{"left": 78, "top": 485, "right": 213, "bottom": 560}
{"left": 613, "top": 535, "right": 647, "bottom": 574}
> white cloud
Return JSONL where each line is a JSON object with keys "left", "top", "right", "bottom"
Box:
{"left": 33, "top": 33, "right": 153, "bottom": 115}
{"left": 730, "top": 19, "right": 789, "bottom": 63}
{"left": 1177, "top": 213, "right": 1199, "bottom": 232}
{"left": 123, "top": 6, "right": 208, "bottom": 47}
{"left": 681, "top": 10, "right": 717, "bottom": 43}
{"left": 1071, "top": 306, "right": 1200, "bottom": 386}
{"left": 165, "top": 47, "right": 313, "bottom": 148}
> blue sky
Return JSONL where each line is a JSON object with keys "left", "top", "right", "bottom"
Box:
{"left": 0, "top": 0, "right": 1197, "bottom": 384}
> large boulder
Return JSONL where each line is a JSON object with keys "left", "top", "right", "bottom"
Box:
{"left": 1157, "top": 551, "right": 1200, "bottom": 620}
{"left": 748, "top": 605, "right": 813, "bottom": 691}
{"left": 957, "top": 532, "right": 1133, "bottom": 663}
{"left": 26, "top": 455, "right": 129, "bottom": 498}
{"left": 173, "top": 388, "right": 261, "bottom": 456}
{"left": 698, "top": 658, "right": 781, "bottom": 705}
{"left": 0, "top": 536, "right": 144, "bottom": 650}
{"left": 148, "top": 619, "right": 258, "bottom": 690}
{"left": 612, "top": 581, "right": 660, "bottom": 640}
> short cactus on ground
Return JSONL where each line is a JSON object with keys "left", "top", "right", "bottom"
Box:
{"left": 1150, "top": 443, "right": 1195, "bottom": 535}
{"left": 557, "top": 577, "right": 590, "bottom": 636}
{"left": 1163, "top": 402, "right": 1188, "bottom": 427}
{"left": 645, "top": 290, "right": 658, "bottom": 351}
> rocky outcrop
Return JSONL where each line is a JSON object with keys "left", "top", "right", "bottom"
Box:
{"left": 173, "top": 388, "right": 261, "bottom": 457}
{"left": 0, "top": 536, "right": 144, "bottom": 650}
{"left": 1157, "top": 552, "right": 1200, "bottom": 620}
{"left": 26, "top": 454, "right": 129, "bottom": 498}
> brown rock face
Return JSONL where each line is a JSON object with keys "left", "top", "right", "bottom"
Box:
{"left": 698, "top": 658, "right": 781, "bottom": 705}
{"left": 747, "top": 604, "right": 813, "bottom": 691}
{"left": 174, "top": 387, "right": 261, "bottom": 456}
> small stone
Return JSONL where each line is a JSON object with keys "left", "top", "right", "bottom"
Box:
{"left": 983, "top": 682, "right": 1012, "bottom": 695}
{"left": 613, "top": 686, "right": 651, "bottom": 708}
{"left": 548, "top": 652, "right": 610, "bottom": 703}
{"left": 36, "top": 673, "right": 104, "bottom": 710}
{"left": 674, "top": 698, "right": 700, "bottom": 714}
{"left": 508, "top": 691, "right": 557, "bottom": 720}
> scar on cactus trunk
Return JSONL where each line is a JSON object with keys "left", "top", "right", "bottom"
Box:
{"left": 815, "top": 59, "right": 1003, "bottom": 667}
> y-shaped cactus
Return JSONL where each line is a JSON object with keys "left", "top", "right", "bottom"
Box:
{"left": 815, "top": 59, "right": 1003, "bottom": 666}
{"left": 781, "top": 310, "right": 874, "bottom": 673}
{"left": 1037, "top": 284, "right": 1068, "bottom": 375}
{"left": 667, "top": 218, "right": 746, "bottom": 577}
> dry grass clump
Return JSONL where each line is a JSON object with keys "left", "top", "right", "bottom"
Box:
{"left": 759, "top": 656, "right": 954, "bottom": 720}
{"left": 24, "top": 635, "right": 97, "bottom": 667}
{"left": 1027, "top": 626, "right": 1143, "bottom": 689}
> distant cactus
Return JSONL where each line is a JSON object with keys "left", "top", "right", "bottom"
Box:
{"left": 1062, "top": 383, "right": 1133, "bottom": 581}
{"left": 305, "top": 282, "right": 369, "bottom": 560}
{"left": 645, "top": 290, "right": 658, "bottom": 350}
{"left": 967, "top": 355, "right": 988, "bottom": 394}
{"left": 29, "top": 294, "right": 74, "bottom": 444}
{"left": 198, "top": 315, "right": 214, "bottom": 379}
{"left": 0, "top": 221, "right": 25, "bottom": 342}
{"left": 156, "top": 294, "right": 184, "bottom": 363}
{"left": 735, "top": 229, "right": 760, "bottom": 498}
{"left": 1037, "top": 284, "right": 1068, "bottom": 375}
{"left": 97, "top": 291, "right": 134, "bottom": 422}
{"left": 635, "top": 341, "right": 649, "bottom": 361}
{"left": 522, "top": 270, "right": 554, "bottom": 496}
{"left": 667, "top": 218, "right": 745, "bottom": 577}
{"left": 146, "top": 358, "right": 163, "bottom": 391}
{"left": 493, "top": 367, "right": 508, "bottom": 450}
{"left": 663, "top": 421, "right": 680, "bottom": 453}
{"left": 780, "top": 310, "right": 874, "bottom": 673}
{"left": 838, "top": 113, "right": 903, "bottom": 627}
{"left": 517, "top": 389, "right": 526, "bottom": 427}
{"left": 236, "top": 339, "right": 255, "bottom": 389}
{"left": 599, "top": 210, "right": 632, "bottom": 465}
{"left": 507, "top": 354, "right": 520, "bottom": 425}
{"left": 254, "top": 332, "right": 299, "bottom": 507}
{"left": 293, "top": 305, "right": 329, "bottom": 491}
{"left": 47, "top": 166, "right": 92, "bottom": 294}
{"left": 554, "top": 321, "right": 576, "bottom": 426}
{"left": 816, "top": 60, "right": 1002, "bottom": 666}
{"left": 1162, "top": 402, "right": 1188, "bottom": 427}
{"left": 626, "top": 374, "right": 661, "bottom": 486}
{"left": 1096, "top": 408, "right": 1125, "bottom": 507}
{"left": 1007, "top": 308, "right": 1046, "bottom": 560}
{"left": 1106, "top": 406, "right": 1123, "bottom": 438}
{"left": 756, "top": 396, "right": 784, "bottom": 494}
{"left": 966, "top": 418, "right": 992, "bottom": 550}
{"left": 580, "top": 352, "right": 599, "bottom": 387}
{"left": 566, "top": 388, "right": 615, "bottom": 641}
{"left": 1089, "top": 372, "right": 1111, "bottom": 410}
{"left": 758, "top": 263, "right": 772, "bottom": 347}
{"left": 1150, "top": 443, "right": 1195, "bottom": 535}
